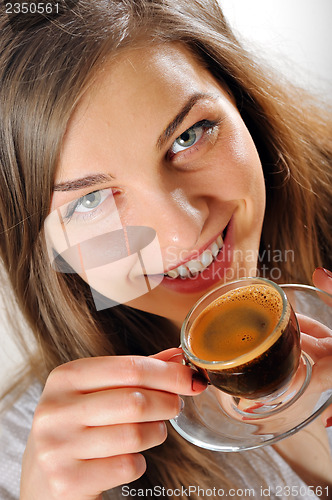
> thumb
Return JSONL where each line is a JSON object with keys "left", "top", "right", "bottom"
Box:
{"left": 149, "top": 347, "right": 184, "bottom": 364}
{"left": 312, "top": 267, "right": 332, "bottom": 295}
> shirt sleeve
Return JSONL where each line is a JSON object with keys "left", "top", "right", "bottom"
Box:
{"left": 0, "top": 382, "right": 42, "bottom": 500}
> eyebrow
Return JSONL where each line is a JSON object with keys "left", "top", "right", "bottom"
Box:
{"left": 53, "top": 173, "right": 114, "bottom": 192}
{"left": 157, "top": 92, "right": 217, "bottom": 149}
{"left": 54, "top": 93, "right": 216, "bottom": 192}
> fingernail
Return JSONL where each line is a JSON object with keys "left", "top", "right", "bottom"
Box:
{"left": 167, "top": 353, "right": 184, "bottom": 364}
{"left": 192, "top": 371, "right": 208, "bottom": 392}
{"left": 326, "top": 416, "right": 332, "bottom": 428}
{"left": 178, "top": 397, "right": 185, "bottom": 414}
{"left": 246, "top": 402, "right": 264, "bottom": 413}
{"left": 317, "top": 267, "right": 332, "bottom": 279}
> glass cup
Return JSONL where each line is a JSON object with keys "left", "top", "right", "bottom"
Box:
{"left": 181, "top": 277, "right": 300, "bottom": 400}
{"left": 171, "top": 278, "right": 332, "bottom": 451}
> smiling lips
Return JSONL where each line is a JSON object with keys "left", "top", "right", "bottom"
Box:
{"left": 164, "top": 232, "right": 224, "bottom": 279}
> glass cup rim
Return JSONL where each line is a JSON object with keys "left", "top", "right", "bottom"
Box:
{"left": 181, "top": 277, "right": 290, "bottom": 369}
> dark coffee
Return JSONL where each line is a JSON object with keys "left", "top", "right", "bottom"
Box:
{"left": 188, "top": 284, "right": 300, "bottom": 398}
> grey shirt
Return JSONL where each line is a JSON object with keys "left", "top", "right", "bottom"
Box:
{"left": 0, "top": 381, "right": 331, "bottom": 499}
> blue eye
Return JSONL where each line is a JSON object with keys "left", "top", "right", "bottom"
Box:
{"left": 75, "top": 191, "right": 104, "bottom": 212}
{"left": 171, "top": 123, "right": 204, "bottom": 154}
{"left": 172, "top": 126, "right": 203, "bottom": 153}
{"left": 65, "top": 189, "right": 109, "bottom": 221}
{"left": 169, "top": 119, "right": 220, "bottom": 157}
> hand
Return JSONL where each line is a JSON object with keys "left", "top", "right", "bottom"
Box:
{"left": 20, "top": 349, "right": 207, "bottom": 500}
{"left": 299, "top": 267, "right": 332, "bottom": 428}
{"left": 313, "top": 267, "right": 332, "bottom": 295}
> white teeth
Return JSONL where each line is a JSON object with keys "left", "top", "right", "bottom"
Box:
{"left": 187, "top": 260, "right": 204, "bottom": 275}
{"left": 166, "top": 268, "right": 179, "bottom": 279}
{"left": 165, "top": 232, "right": 224, "bottom": 279}
{"left": 201, "top": 249, "right": 213, "bottom": 267}
{"left": 210, "top": 242, "right": 219, "bottom": 258}
{"left": 217, "top": 235, "right": 223, "bottom": 249}
{"left": 177, "top": 265, "right": 190, "bottom": 278}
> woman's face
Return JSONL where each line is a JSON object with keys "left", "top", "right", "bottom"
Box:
{"left": 50, "top": 43, "right": 266, "bottom": 324}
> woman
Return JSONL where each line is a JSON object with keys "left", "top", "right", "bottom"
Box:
{"left": 0, "top": 1, "right": 331, "bottom": 499}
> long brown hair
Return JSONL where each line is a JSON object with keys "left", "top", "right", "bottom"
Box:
{"left": 0, "top": 0, "right": 331, "bottom": 496}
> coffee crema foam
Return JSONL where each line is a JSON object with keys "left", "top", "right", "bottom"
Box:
{"left": 188, "top": 284, "right": 290, "bottom": 369}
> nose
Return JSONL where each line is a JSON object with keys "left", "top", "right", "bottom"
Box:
{"left": 128, "top": 185, "right": 207, "bottom": 253}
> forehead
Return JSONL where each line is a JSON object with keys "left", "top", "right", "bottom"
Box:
{"left": 65, "top": 42, "right": 217, "bottom": 130}
{"left": 57, "top": 43, "right": 222, "bottom": 182}
{"left": 90, "top": 42, "right": 214, "bottom": 102}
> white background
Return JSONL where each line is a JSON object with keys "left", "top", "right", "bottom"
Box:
{"left": 1, "top": 1, "right": 332, "bottom": 388}
{"left": 220, "top": 0, "right": 332, "bottom": 95}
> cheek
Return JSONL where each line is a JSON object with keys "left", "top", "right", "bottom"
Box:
{"left": 210, "top": 123, "right": 265, "bottom": 203}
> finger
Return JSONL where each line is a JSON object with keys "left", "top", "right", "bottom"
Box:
{"left": 166, "top": 352, "right": 185, "bottom": 364}
{"left": 313, "top": 267, "right": 332, "bottom": 295}
{"left": 69, "top": 388, "right": 182, "bottom": 427}
{"left": 46, "top": 356, "right": 207, "bottom": 396}
{"left": 312, "top": 356, "right": 332, "bottom": 393}
{"left": 74, "top": 453, "right": 146, "bottom": 496}
{"left": 72, "top": 421, "right": 167, "bottom": 460}
{"left": 297, "top": 314, "right": 332, "bottom": 338}
{"left": 320, "top": 406, "right": 332, "bottom": 428}
{"left": 150, "top": 347, "right": 183, "bottom": 363}
{"left": 301, "top": 333, "right": 332, "bottom": 363}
